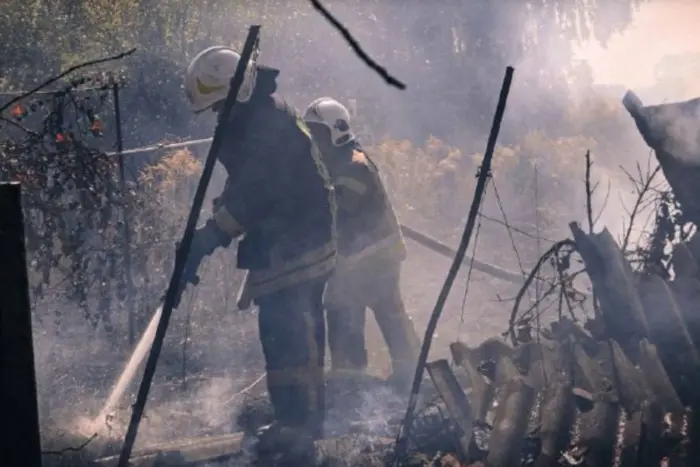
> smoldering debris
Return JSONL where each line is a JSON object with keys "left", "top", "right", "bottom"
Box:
{"left": 36, "top": 107, "right": 700, "bottom": 467}
{"left": 88, "top": 295, "right": 700, "bottom": 467}
{"left": 88, "top": 142, "right": 700, "bottom": 466}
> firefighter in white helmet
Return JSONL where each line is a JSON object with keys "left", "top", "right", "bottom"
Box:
{"left": 183, "top": 47, "right": 336, "bottom": 459}
{"left": 304, "top": 97, "right": 420, "bottom": 390}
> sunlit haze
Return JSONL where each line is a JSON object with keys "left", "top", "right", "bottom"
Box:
{"left": 575, "top": 1, "right": 700, "bottom": 98}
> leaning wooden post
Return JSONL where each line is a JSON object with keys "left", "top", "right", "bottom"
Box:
{"left": 0, "top": 182, "right": 42, "bottom": 467}
{"left": 393, "top": 66, "right": 515, "bottom": 465}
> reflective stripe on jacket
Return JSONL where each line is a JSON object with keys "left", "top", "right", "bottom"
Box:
{"left": 323, "top": 142, "right": 406, "bottom": 269}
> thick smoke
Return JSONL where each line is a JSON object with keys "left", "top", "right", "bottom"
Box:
{"left": 16, "top": 0, "right": 700, "bottom": 461}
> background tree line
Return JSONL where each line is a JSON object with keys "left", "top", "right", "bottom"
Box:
{"left": 0, "top": 0, "right": 654, "bottom": 344}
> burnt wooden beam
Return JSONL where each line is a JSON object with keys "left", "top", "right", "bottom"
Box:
{"left": 426, "top": 359, "right": 474, "bottom": 459}
{"left": 485, "top": 376, "right": 536, "bottom": 467}
{"left": 95, "top": 433, "right": 245, "bottom": 467}
{"left": 572, "top": 343, "right": 621, "bottom": 467}
{"left": 637, "top": 339, "right": 683, "bottom": 414}
{"left": 535, "top": 376, "right": 574, "bottom": 467}
{"left": 569, "top": 222, "right": 648, "bottom": 357}
{"left": 636, "top": 275, "right": 700, "bottom": 404}
{"left": 622, "top": 90, "right": 700, "bottom": 226}
{"left": 0, "top": 182, "right": 42, "bottom": 467}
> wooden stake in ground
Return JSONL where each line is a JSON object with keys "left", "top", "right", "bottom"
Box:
{"left": 115, "top": 25, "right": 261, "bottom": 467}
{"left": 393, "top": 66, "right": 515, "bottom": 465}
{"left": 0, "top": 182, "right": 42, "bottom": 467}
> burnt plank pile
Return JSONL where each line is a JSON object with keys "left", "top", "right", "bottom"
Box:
{"left": 90, "top": 220, "right": 700, "bottom": 467}
{"left": 417, "top": 221, "right": 700, "bottom": 467}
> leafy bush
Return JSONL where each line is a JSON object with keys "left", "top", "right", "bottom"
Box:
{"left": 373, "top": 131, "right": 595, "bottom": 234}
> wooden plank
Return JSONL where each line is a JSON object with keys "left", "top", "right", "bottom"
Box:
{"left": 618, "top": 410, "right": 643, "bottom": 467}
{"left": 0, "top": 182, "right": 42, "bottom": 467}
{"left": 638, "top": 401, "right": 664, "bottom": 467}
{"left": 602, "top": 340, "right": 648, "bottom": 413}
{"left": 572, "top": 342, "right": 621, "bottom": 467}
{"left": 637, "top": 339, "right": 684, "bottom": 414}
{"left": 533, "top": 342, "right": 575, "bottom": 467}
{"left": 622, "top": 91, "right": 700, "bottom": 226}
{"left": 688, "top": 402, "right": 700, "bottom": 467}
{"left": 637, "top": 275, "right": 700, "bottom": 403}
{"left": 569, "top": 222, "right": 648, "bottom": 357}
{"left": 668, "top": 277, "right": 700, "bottom": 354}
{"left": 94, "top": 433, "right": 397, "bottom": 467}
{"left": 485, "top": 376, "right": 536, "bottom": 467}
{"left": 426, "top": 359, "right": 474, "bottom": 459}
{"left": 535, "top": 377, "right": 575, "bottom": 467}
{"left": 450, "top": 342, "right": 494, "bottom": 423}
{"left": 94, "top": 433, "right": 245, "bottom": 467}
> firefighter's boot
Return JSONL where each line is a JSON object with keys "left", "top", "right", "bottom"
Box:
{"left": 253, "top": 422, "right": 316, "bottom": 467}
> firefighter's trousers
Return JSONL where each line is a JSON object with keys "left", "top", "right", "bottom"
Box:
{"left": 256, "top": 276, "right": 328, "bottom": 439}
{"left": 325, "top": 261, "right": 420, "bottom": 379}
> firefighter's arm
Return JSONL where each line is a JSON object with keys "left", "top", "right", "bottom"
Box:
{"left": 335, "top": 150, "right": 377, "bottom": 213}
{"left": 211, "top": 124, "right": 278, "bottom": 237}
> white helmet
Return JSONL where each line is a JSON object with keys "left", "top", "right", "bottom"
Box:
{"left": 303, "top": 97, "right": 355, "bottom": 146}
{"left": 184, "top": 46, "right": 257, "bottom": 113}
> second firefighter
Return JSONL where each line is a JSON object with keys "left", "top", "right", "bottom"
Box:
{"left": 303, "top": 97, "right": 421, "bottom": 389}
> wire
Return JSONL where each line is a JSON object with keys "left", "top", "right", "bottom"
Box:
{"left": 491, "top": 177, "right": 528, "bottom": 277}
{"left": 457, "top": 190, "right": 487, "bottom": 339}
{"left": 477, "top": 211, "right": 556, "bottom": 244}
{"left": 491, "top": 177, "right": 536, "bottom": 312}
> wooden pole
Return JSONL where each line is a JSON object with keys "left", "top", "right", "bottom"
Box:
{"left": 393, "top": 66, "right": 515, "bottom": 464}
{"left": 0, "top": 182, "right": 43, "bottom": 467}
{"left": 112, "top": 82, "right": 137, "bottom": 346}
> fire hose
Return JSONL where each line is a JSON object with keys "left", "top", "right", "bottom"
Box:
{"left": 109, "top": 142, "right": 526, "bottom": 286}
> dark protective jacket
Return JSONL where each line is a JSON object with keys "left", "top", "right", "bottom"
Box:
{"left": 210, "top": 67, "right": 337, "bottom": 304}
{"left": 322, "top": 141, "right": 405, "bottom": 269}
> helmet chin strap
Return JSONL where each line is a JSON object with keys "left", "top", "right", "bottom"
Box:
{"left": 211, "top": 100, "right": 224, "bottom": 113}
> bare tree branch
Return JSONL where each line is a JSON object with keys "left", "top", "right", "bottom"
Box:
{"left": 592, "top": 179, "right": 611, "bottom": 227}
{"left": 309, "top": 0, "right": 406, "bottom": 90}
{"left": 478, "top": 211, "right": 557, "bottom": 243}
{"left": 584, "top": 150, "right": 601, "bottom": 315}
{"left": 519, "top": 268, "right": 587, "bottom": 322}
{"left": 585, "top": 150, "right": 594, "bottom": 233}
{"left": 0, "top": 115, "right": 39, "bottom": 136}
{"left": 41, "top": 433, "right": 97, "bottom": 455}
{"left": 0, "top": 48, "right": 136, "bottom": 113}
{"left": 506, "top": 239, "right": 577, "bottom": 345}
{"left": 621, "top": 163, "right": 662, "bottom": 252}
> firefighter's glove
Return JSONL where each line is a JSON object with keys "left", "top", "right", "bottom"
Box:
{"left": 187, "top": 220, "right": 233, "bottom": 272}
{"left": 174, "top": 220, "right": 233, "bottom": 307}
{"left": 194, "top": 219, "right": 233, "bottom": 255}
